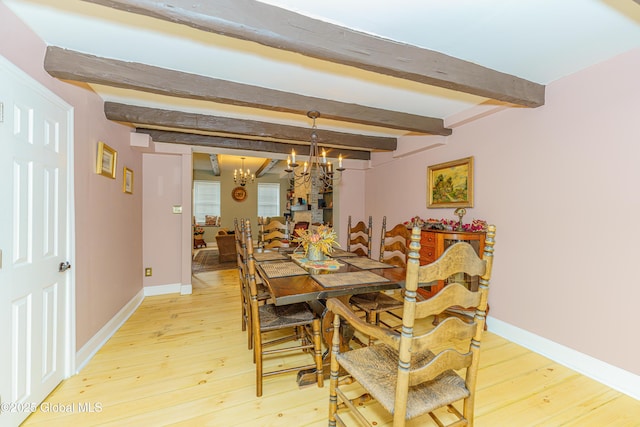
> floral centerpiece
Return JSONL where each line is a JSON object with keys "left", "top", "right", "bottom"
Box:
{"left": 292, "top": 225, "right": 340, "bottom": 261}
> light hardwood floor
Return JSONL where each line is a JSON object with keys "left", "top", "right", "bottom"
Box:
{"left": 22, "top": 268, "right": 640, "bottom": 426}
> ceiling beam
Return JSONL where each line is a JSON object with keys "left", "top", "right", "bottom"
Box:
{"left": 255, "top": 159, "right": 279, "bottom": 177}
{"left": 105, "top": 102, "right": 397, "bottom": 151}
{"left": 137, "top": 129, "right": 371, "bottom": 161}
{"left": 209, "top": 154, "right": 220, "bottom": 176}
{"left": 82, "top": 0, "right": 545, "bottom": 108}
{"left": 45, "top": 47, "right": 450, "bottom": 135}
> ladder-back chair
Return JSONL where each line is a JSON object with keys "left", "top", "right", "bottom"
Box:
{"left": 244, "top": 220, "right": 324, "bottom": 397}
{"left": 234, "top": 218, "right": 271, "bottom": 350}
{"left": 379, "top": 216, "right": 412, "bottom": 267}
{"left": 261, "top": 219, "right": 289, "bottom": 249}
{"left": 346, "top": 215, "right": 372, "bottom": 257}
{"left": 328, "top": 225, "right": 496, "bottom": 426}
{"left": 350, "top": 217, "right": 412, "bottom": 342}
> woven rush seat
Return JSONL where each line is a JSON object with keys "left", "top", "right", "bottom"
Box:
{"left": 337, "top": 344, "right": 469, "bottom": 419}
{"left": 349, "top": 292, "right": 403, "bottom": 313}
{"left": 258, "top": 302, "right": 316, "bottom": 332}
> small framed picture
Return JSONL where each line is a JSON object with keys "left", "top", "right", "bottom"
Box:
{"left": 123, "top": 167, "right": 134, "bottom": 194}
{"left": 427, "top": 156, "right": 474, "bottom": 208}
{"left": 96, "top": 141, "right": 117, "bottom": 178}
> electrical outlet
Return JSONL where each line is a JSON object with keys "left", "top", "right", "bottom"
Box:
{"left": 145, "top": 267, "right": 152, "bottom": 277}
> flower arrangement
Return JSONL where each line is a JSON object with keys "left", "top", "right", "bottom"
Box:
{"left": 292, "top": 225, "right": 340, "bottom": 257}
{"left": 403, "top": 216, "right": 488, "bottom": 232}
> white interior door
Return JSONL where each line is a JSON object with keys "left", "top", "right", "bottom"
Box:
{"left": 0, "top": 56, "right": 74, "bottom": 426}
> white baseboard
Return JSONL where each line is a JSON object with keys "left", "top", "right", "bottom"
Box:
{"left": 75, "top": 289, "right": 144, "bottom": 372}
{"left": 143, "top": 283, "right": 181, "bottom": 296}
{"left": 487, "top": 316, "right": 640, "bottom": 400}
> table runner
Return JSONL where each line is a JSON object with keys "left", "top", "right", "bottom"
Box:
{"left": 290, "top": 253, "right": 343, "bottom": 270}
{"left": 253, "top": 251, "right": 289, "bottom": 262}
{"left": 312, "top": 271, "right": 390, "bottom": 288}
{"left": 259, "top": 262, "right": 309, "bottom": 279}
{"left": 341, "top": 257, "right": 395, "bottom": 270}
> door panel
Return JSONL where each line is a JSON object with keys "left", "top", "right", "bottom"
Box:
{"left": 0, "top": 57, "right": 73, "bottom": 426}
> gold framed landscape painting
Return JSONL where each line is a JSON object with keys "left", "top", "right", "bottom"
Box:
{"left": 427, "top": 156, "right": 474, "bottom": 208}
{"left": 123, "top": 167, "right": 133, "bottom": 194}
{"left": 96, "top": 141, "right": 117, "bottom": 178}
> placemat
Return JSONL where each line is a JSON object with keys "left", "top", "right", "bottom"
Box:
{"left": 290, "top": 253, "right": 343, "bottom": 270}
{"left": 341, "top": 257, "right": 395, "bottom": 270}
{"left": 253, "top": 251, "right": 289, "bottom": 262}
{"left": 329, "top": 248, "right": 359, "bottom": 258}
{"left": 312, "top": 271, "right": 390, "bottom": 288}
{"left": 259, "top": 262, "right": 309, "bottom": 279}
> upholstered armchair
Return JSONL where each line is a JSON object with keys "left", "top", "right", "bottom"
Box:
{"left": 215, "top": 230, "right": 237, "bottom": 263}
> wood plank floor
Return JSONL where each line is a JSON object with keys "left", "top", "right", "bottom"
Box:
{"left": 23, "top": 268, "right": 640, "bottom": 426}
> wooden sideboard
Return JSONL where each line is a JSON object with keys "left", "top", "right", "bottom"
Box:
{"left": 416, "top": 229, "right": 486, "bottom": 298}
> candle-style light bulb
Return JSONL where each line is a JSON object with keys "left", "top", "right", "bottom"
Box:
{"left": 287, "top": 155, "right": 291, "bottom": 167}
{"left": 291, "top": 149, "right": 296, "bottom": 164}
{"left": 338, "top": 154, "right": 343, "bottom": 169}
{"left": 322, "top": 149, "right": 327, "bottom": 164}
{"left": 303, "top": 161, "right": 308, "bottom": 173}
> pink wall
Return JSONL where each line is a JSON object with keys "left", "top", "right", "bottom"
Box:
{"left": 142, "top": 154, "right": 184, "bottom": 288}
{"left": 1, "top": 4, "right": 143, "bottom": 348}
{"left": 362, "top": 48, "right": 640, "bottom": 375}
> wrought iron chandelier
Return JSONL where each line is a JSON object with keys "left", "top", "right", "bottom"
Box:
{"left": 233, "top": 157, "right": 255, "bottom": 186}
{"left": 284, "top": 111, "right": 345, "bottom": 188}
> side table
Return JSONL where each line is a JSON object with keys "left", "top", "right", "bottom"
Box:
{"left": 194, "top": 237, "right": 206, "bottom": 249}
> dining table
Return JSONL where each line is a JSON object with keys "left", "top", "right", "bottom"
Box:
{"left": 253, "top": 247, "right": 421, "bottom": 386}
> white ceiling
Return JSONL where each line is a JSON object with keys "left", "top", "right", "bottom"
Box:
{"left": 4, "top": 0, "right": 639, "bottom": 171}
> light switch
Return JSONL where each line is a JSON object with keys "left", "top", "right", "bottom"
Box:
{"left": 172, "top": 205, "right": 182, "bottom": 214}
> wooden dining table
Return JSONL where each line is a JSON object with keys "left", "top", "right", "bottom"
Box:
{"left": 254, "top": 249, "right": 415, "bottom": 386}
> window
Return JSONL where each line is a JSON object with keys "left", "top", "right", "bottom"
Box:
{"left": 257, "top": 183, "right": 280, "bottom": 217}
{"left": 193, "top": 181, "right": 220, "bottom": 224}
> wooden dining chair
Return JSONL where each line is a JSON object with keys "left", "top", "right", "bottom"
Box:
{"left": 328, "top": 225, "right": 496, "bottom": 426}
{"left": 346, "top": 215, "right": 372, "bottom": 257}
{"left": 379, "top": 216, "right": 412, "bottom": 267}
{"left": 234, "top": 218, "right": 271, "bottom": 350}
{"left": 349, "top": 217, "right": 412, "bottom": 343}
{"left": 261, "top": 219, "right": 289, "bottom": 248}
{"left": 244, "top": 220, "right": 324, "bottom": 397}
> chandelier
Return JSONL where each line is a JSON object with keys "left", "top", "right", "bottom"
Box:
{"left": 284, "top": 111, "right": 345, "bottom": 188}
{"left": 234, "top": 157, "right": 255, "bottom": 186}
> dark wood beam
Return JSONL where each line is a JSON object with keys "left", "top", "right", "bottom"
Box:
{"left": 82, "top": 0, "right": 545, "bottom": 108}
{"left": 45, "top": 47, "right": 450, "bottom": 135}
{"left": 105, "top": 102, "right": 397, "bottom": 151}
{"left": 255, "top": 159, "right": 279, "bottom": 177}
{"left": 137, "top": 129, "right": 371, "bottom": 161}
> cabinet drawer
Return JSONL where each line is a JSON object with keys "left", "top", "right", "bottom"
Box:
{"left": 420, "top": 232, "right": 436, "bottom": 245}
{"left": 419, "top": 247, "right": 436, "bottom": 264}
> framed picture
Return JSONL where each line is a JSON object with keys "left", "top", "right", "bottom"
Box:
{"left": 427, "top": 156, "right": 474, "bottom": 208}
{"left": 123, "top": 167, "right": 133, "bottom": 194}
{"left": 96, "top": 141, "right": 117, "bottom": 178}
